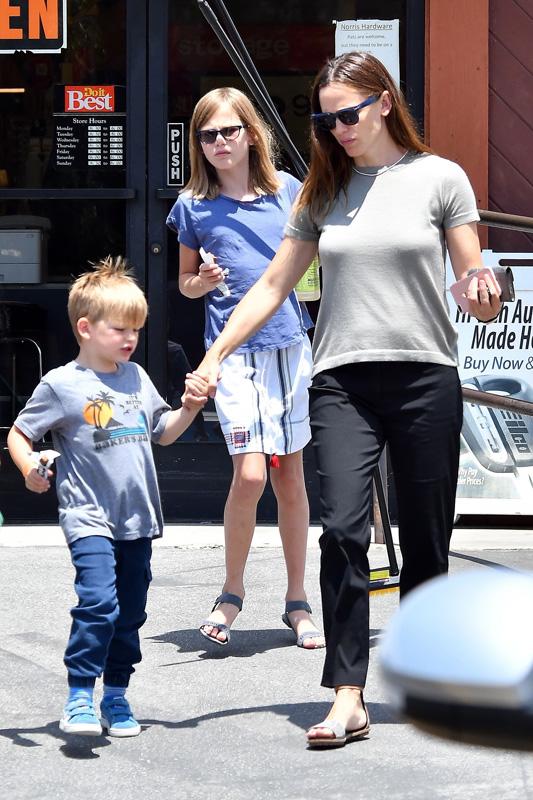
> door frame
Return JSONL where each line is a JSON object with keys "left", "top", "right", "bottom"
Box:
{"left": 144, "top": 0, "right": 170, "bottom": 394}
{"left": 126, "top": 0, "right": 150, "bottom": 365}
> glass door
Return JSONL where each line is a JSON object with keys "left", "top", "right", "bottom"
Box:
{"left": 0, "top": 0, "right": 148, "bottom": 522}
{"left": 0, "top": 0, "right": 147, "bottom": 421}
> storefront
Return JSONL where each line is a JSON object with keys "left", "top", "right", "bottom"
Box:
{"left": 0, "top": 0, "right": 457, "bottom": 523}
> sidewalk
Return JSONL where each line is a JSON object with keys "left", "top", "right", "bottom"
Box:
{"left": 1, "top": 531, "right": 533, "bottom": 800}
{"left": 2, "top": 522, "right": 533, "bottom": 549}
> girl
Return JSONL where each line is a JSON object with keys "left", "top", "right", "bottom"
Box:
{"left": 166, "top": 88, "right": 324, "bottom": 651}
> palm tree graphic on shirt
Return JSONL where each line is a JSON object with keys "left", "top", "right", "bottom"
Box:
{"left": 83, "top": 391, "right": 117, "bottom": 428}
{"left": 82, "top": 391, "right": 147, "bottom": 443}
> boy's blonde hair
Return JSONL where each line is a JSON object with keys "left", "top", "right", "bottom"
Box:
{"left": 68, "top": 256, "right": 148, "bottom": 342}
{"left": 185, "top": 87, "right": 281, "bottom": 200}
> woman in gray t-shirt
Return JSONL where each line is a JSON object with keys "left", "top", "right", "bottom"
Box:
{"left": 194, "top": 52, "right": 502, "bottom": 748}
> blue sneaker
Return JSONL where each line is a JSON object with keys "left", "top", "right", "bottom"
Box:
{"left": 100, "top": 695, "right": 141, "bottom": 738}
{"left": 59, "top": 696, "right": 102, "bottom": 736}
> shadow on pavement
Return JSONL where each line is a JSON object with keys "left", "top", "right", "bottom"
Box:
{"left": 148, "top": 627, "right": 299, "bottom": 662}
{"left": 148, "top": 626, "right": 385, "bottom": 662}
{"left": 139, "top": 699, "right": 401, "bottom": 733}
{"left": 449, "top": 551, "right": 518, "bottom": 570}
{"left": 0, "top": 701, "right": 400, "bottom": 756}
{"left": 0, "top": 720, "right": 113, "bottom": 759}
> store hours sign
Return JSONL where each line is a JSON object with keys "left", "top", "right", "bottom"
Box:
{"left": 0, "top": 1, "right": 67, "bottom": 53}
{"left": 52, "top": 85, "right": 126, "bottom": 171}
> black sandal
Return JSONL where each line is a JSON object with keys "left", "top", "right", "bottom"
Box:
{"left": 281, "top": 600, "right": 325, "bottom": 649}
{"left": 199, "top": 592, "right": 243, "bottom": 646}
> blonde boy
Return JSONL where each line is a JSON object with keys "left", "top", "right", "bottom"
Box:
{"left": 8, "top": 257, "right": 207, "bottom": 737}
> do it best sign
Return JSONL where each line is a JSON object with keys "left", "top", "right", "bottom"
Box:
{"left": 0, "top": 0, "right": 67, "bottom": 53}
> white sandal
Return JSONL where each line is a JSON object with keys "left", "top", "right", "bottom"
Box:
{"left": 306, "top": 699, "right": 370, "bottom": 748}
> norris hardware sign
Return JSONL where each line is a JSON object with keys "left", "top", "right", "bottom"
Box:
{"left": 0, "top": 1, "right": 67, "bottom": 53}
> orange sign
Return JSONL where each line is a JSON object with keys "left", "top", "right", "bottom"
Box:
{"left": 0, "top": 0, "right": 66, "bottom": 52}
{"left": 64, "top": 86, "right": 115, "bottom": 113}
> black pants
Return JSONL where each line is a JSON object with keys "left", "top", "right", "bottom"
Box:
{"left": 309, "top": 362, "right": 463, "bottom": 688}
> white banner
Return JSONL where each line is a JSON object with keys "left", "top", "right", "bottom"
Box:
{"left": 447, "top": 251, "right": 533, "bottom": 515}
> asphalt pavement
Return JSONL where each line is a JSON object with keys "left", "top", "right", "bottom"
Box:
{"left": 1, "top": 525, "right": 533, "bottom": 800}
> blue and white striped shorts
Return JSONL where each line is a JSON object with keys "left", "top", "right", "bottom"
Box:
{"left": 214, "top": 336, "right": 312, "bottom": 456}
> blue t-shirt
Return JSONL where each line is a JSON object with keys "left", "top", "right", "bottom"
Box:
{"left": 166, "top": 170, "right": 312, "bottom": 353}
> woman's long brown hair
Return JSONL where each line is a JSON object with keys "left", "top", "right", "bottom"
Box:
{"left": 184, "top": 87, "right": 281, "bottom": 199}
{"left": 297, "top": 52, "right": 431, "bottom": 221}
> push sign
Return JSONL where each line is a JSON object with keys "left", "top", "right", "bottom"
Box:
{"left": 167, "top": 123, "right": 185, "bottom": 187}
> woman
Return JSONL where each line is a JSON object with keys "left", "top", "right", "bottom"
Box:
{"left": 192, "top": 53, "right": 501, "bottom": 747}
{"left": 166, "top": 88, "right": 324, "bottom": 650}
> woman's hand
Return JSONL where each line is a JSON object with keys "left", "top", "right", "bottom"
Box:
{"left": 466, "top": 273, "right": 502, "bottom": 322}
{"left": 194, "top": 354, "right": 221, "bottom": 398}
{"left": 446, "top": 223, "right": 502, "bottom": 322}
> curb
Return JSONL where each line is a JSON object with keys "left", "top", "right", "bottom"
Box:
{"left": 0, "top": 524, "right": 532, "bottom": 550}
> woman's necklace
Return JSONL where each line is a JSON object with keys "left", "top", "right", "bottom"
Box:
{"left": 352, "top": 149, "right": 408, "bottom": 176}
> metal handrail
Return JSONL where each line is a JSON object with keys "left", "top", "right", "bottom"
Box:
{"left": 478, "top": 210, "right": 533, "bottom": 234}
{"left": 462, "top": 387, "right": 533, "bottom": 417}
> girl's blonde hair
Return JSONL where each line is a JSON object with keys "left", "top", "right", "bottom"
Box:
{"left": 184, "top": 87, "right": 281, "bottom": 199}
{"left": 68, "top": 256, "right": 147, "bottom": 342}
{"left": 297, "top": 51, "right": 431, "bottom": 221}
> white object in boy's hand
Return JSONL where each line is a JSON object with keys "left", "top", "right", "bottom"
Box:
{"left": 31, "top": 449, "right": 61, "bottom": 478}
{"left": 199, "top": 247, "right": 231, "bottom": 296}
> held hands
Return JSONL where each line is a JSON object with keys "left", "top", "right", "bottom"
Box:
{"left": 181, "top": 372, "right": 209, "bottom": 411}
{"left": 193, "top": 354, "right": 222, "bottom": 399}
{"left": 466, "top": 273, "right": 502, "bottom": 322}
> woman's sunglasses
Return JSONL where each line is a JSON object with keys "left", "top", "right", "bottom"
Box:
{"left": 196, "top": 124, "right": 248, "bottom": 145}
{"left": 311, "top": 95, "right": 381, "bottom": 132}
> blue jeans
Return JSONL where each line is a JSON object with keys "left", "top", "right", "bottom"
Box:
{"left": 64, "top": 535, "right": 152, "bottom": 688}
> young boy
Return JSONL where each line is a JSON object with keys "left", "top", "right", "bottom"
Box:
{"left": 7, "top": 256, "right": 207, "bottom": 738}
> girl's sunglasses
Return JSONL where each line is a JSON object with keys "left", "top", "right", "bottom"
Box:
{"left": 311, "top": 95, "right": 381, "bottom": 132}
{"left": 196, "top": 124, "right": 248, "bottom": 145}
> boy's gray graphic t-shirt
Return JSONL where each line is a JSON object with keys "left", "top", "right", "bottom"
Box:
{"left": 14, "top": 361, "right": 171, "bottom": 544}
{"left": 284, "top": 152, "right": 480, "bottom": 376}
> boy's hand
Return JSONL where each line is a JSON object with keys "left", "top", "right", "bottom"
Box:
{"left": 181, "top": 372, "right": 209, "bottom": 410}
{"left": 23, "top": 463, "right": 52, "bottom": 494}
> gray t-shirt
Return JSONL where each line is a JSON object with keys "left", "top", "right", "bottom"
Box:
{"left": 14, "top": 360, "right": 171, "bottom": 544}
{"left": 285, "top": 152, "right": 480, "bottom": 376}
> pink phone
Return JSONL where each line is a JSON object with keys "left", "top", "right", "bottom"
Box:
{"left": 449, "top": 267, "right": 502, "bottom": 313}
